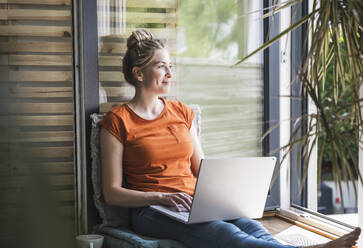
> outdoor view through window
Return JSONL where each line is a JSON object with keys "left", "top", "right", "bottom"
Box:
{"left": 176, "top": 0, "right": 264, "bottom": 157}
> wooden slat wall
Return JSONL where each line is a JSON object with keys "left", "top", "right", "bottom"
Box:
{"left": 98, "top": 0, "right": 178, "bottom": 112}
{"left": 0, "top": 0, "right": 75, "bottom": 241}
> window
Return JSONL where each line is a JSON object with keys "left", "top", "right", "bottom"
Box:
{"left": 77, "top": 0, "right": 362, "bottom": 239}
{"left": 96, "top": 0, "right": 178, "bottom": 113}
{"left": 176, "top": 0, "right": 264, "bottom": 158}
{"left": 93, "top": 0, "right": 281, "bottom": 210}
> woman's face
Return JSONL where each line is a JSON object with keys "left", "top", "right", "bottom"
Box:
{"left": 137, "top": 48, "right": 173, "bottom": 95}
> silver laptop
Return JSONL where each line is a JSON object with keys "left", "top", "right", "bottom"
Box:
{"left": 150, "top": 157, "right": 276, "bottom": 224}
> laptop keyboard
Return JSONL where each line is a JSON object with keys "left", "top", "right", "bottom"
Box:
{"left": 161, "top": 205, "right": 190, "bottom": 221}
{"left": 164, "top": 204, "right": 189, "bottom": 212}
{"left": 177, "top": 204, "right": 189, "bottom": 212}
{"left": 177, "top": 211, "right": 189, "bottom": 218}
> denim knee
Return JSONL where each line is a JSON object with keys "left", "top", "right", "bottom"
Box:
{"left": 230, "top": 218, "right": 263, "bottom": 230}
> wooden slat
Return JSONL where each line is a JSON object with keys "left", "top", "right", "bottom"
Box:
{"left": 0, "top": 162, "right": 74, "bottom": 175}
{"left": 98, "top": 55, "right": 121, "bottom": 67}
{"left": 103, "top": 86, "right": 134, "bottom": 98}
{"left": 8, "top": 86, "right": 73, "bottom": 98}
{"left": 202, "top": 129, "right": 259, "bottom": 140}
{"left": 0, "top": 174, "right": 74, "bottom": 188}
{"left": 0, "top": 115, "right": 73, "bottom": 127}
{"left": 115, "top": 11, "right": 176, "bottom": 24}
{"left": 7, "top": 103, "right": 73, "bottom": 114}
{"left": 2, "top": 55, "right": 72, "bottom": 66}
{"left": 0, "top": 205, "right": 75, "bottom": 220}
{"left": 99, "top": 55, "right": 175, "bottom": 66}
{"left": 203, "top": 120, "right": 262, "bottom": 132}
{"left": 98, "top": 41, "right": 177, "bottom": 54}
{"left": 24, "top": 146, "right": 73, "bottom": 158}
{"left": 17, "top": 162, "right": 74, "bottom": 174}
{"left": 0, "top": 9, "right": 71, "bottom": 21}
{"left": 0, "top": 25, "right": 72, "bottom": 37}
{"left": 0, "top": 0, "right": 70, "bottom": 5}
{"left": 101, "top": 28, "right": 175, "bottom": 40}
{"left": 1, "top": 130, "right": 73, "bottom": 142}
{"left": 1, "top": 145, "right": 74, "bottom": 158}
{"left": 99, "top": 102, "right": 126, "bottom": 113}
{"left": 203, "top": 144, "right": 258, "bottom": 156}
{"left": 0, "top": 54, "right": 8, "bottom": 65}
{"left": 99, "top": 41, "right": 126, "bottom": 54}
{"left": 96, "top": 0, "right": 177, "bottom": 8}
{"left": 0, "top": 40, "right": 71, "bottom": 53}
{"left": 125, "top": 0, "right": 177, "bottom": 8}
{"left": 0, "top": 0, "right": 176, "bottom": 7}
{"left": 0, "top": 190, "right": 74, "bottom": 203}
{"left": 99, "top": 71, "right": 124, "bottom": 82}
{"left": 7, "top": 71, "right": 72, "bottom": 82}
{"left": 165, "top": 7, "right": 176, "bottom": 28}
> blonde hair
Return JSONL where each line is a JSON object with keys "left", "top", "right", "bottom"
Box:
{"left": 122, "top": 29, "right": 165, "bottom": 86}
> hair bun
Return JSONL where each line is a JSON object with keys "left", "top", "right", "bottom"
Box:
{"left": 127, "top": 29, "right": 154, "bottom": 49}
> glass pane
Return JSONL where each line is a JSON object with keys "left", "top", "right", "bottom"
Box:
{"left": 96, "top": 0, "right": 178, "bottom": 113}
{"left": 177, "top": 0, "right": 264, "bottom": 157}
{"left": 318, "top": 94, "right": 358, "bottom": 223}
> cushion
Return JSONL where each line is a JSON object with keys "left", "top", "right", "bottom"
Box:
{"left": 97, "top": 226, "right": 187, "bottom": 248}
{"left": 90, "top": 113, "right": 130, "bottom": 227}
{"left": 90, "top": 104, "right": 201, "bottom": 228}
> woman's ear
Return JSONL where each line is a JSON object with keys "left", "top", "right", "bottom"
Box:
{"left": 132, "top": 67, "right": 143, "bottom": 82}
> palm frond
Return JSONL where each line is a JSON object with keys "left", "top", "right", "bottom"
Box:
{"left": 243, "top": 0, "right": 363, "bottom": 203}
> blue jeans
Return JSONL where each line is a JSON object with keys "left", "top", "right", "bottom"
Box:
{"left": 131, "top": 207, "right": 298, "bottom": 248}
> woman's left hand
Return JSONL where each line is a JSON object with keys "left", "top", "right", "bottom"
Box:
{"left": 156, "top": 192, "right": 193, "bottom": 212}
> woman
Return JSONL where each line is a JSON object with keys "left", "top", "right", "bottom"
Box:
{"left": 100, "top": 29, "right": 360, "bottom": 248}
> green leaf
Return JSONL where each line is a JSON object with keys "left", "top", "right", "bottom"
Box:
{"left": 233, "top": 9, "right": 318, "bottom": 66}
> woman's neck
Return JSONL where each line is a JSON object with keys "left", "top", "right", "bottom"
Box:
{"left": 127, "top": 91, "right": 164, "bottom": 119}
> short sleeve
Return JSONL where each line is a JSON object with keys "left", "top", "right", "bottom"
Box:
{"left": 100, "top": 111, "right": 126, "bottom": 144}
{"left": 179, "top": 101, "right": 194, "bottom": 130}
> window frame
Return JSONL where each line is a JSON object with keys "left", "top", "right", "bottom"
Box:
{"left": 73, "top": 0, "right": 100, "bottom": 234}
{"left": 289, "top": 0, "right": 309, "bottom": 209}
{"left": 263, "top": 0, "right": 281, "bottom": 210}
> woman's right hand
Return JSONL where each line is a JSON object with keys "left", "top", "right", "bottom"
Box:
{"left": 157, "top": 192, "right": 193, "bottom": 212}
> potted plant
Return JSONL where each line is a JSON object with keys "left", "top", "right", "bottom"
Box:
{"left": 236, "top": 0, "right": 363, "bottom": 203}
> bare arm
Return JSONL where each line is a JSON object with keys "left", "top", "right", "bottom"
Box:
{"left": 189, "top": 122, "right": 204, "bottom": 177}
{"left": 100, "top": 127, "right": 192, "bottom": 211}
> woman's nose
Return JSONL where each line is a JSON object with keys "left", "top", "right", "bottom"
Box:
{"left": 165, "top": 66, "right": 173, "bottom": 78}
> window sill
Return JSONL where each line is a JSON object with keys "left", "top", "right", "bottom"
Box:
{"left": 327, "top": 213, "right": 358, "bottom": 227}
{"left": 260, "top": 210, "right": 358, "bottom": 247}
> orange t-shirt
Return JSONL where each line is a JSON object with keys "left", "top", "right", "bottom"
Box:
{"left": 101, "top": 98, "right": 196, "bottom": 196}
